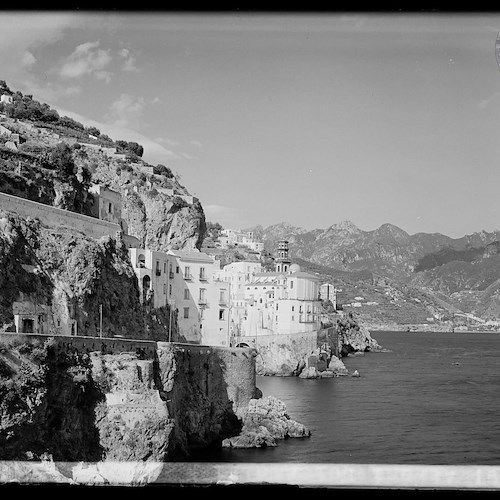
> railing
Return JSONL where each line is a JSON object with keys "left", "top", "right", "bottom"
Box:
{"left": 184, "top": 274, "right": 192, "bottom": 280}
{"left": 299, "top": 314, "right": 316, "bottom": 323}
{"left": 199, "top": 274, "right": 208, "bottom": 281}
{"left": 198, "top": 300, "right": 208, "bottom": 307}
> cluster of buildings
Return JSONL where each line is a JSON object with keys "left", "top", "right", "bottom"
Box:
{"left": 217, "top": 228, "right": 264, "bottom": 254}
{"left": 8, "top": 179, "right": 339, "bottom": 346}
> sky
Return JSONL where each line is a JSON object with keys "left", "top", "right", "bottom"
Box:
{"left": 1, "top": 11, "right": 500, "bottom": 237}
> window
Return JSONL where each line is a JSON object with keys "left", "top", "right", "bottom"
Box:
{"left": 290, "top": 281, "right": 294, "bottom": 289}
{"left": 108, "top": 202, "right": 112, "bottom": 213}
{"left": 185, "top": 266, "right": 191, "bottom": 279}
{"left": 164, "top": 262, "right": 167, "bottom": 273}
{"left": 199, "top": 267, "right": 206, "bottom": 280}
{"left": 276, "top": 304, "right": 279, "bottom": 310}
{"left": 219, "top": 290, "right": 226, "bottom": 303}
{"left": 169, "top": 284, "right": 172, "bottom": 296}
{"left": 219, "top": 309, "right": 225, "bottom": 320}
{"left": 292, "top": 306, "right": 294, "bottom": 311}
{"left": 184, "top": 289, "right": 190, "bottom": 300}
{"left": 292, "top": 315, "right": 294, "bottom": 321}
{"left": 176, "top": 266, "right": 179, "bottom": 273}
{"left": 163, "top": 284, "right": 166, "bottom": 294}
{"left": 199, "top": 288, "right": 206, "bottom": 304}
{"left": 184, "top": 307, "right": 190, "bottom": 319}
{"left": 156, "top": 260, "right": 161, "bottom": 276}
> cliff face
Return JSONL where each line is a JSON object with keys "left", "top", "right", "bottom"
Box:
{"left": 0, "top": 210, "right": 177, "bottom": 340}
{"left": 0, "top": 337, "right": 259, "bottom": 462}
{"left": 79, "top": 146, "right": 206, "bottom": 252}
{"left": 0, "top": 113, "right": 206, "bottom": 253}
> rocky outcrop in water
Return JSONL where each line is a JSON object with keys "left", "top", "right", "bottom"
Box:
{"left": 222, "top": 396, "right": 310, "bottom": 448}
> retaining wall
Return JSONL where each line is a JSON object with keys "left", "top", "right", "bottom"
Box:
{"left": 0, "top": 192, "right": 121, "bottom": 240}
{"left": 0, "top": 333, "right": 257, "bottom": 413}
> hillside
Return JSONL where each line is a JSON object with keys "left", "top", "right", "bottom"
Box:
{"left": 0, "top": 80, "right": 206, "bottom": 252}
{"left": 0, "top": 80, "right": 207, "bottom": 338}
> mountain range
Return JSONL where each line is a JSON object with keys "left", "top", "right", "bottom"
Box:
{"left": 244, "top": 221, "right": 500, "bottom": 331}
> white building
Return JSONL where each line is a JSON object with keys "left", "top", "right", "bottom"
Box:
{"left": 219, "top": 228, "right": 264, "bottom": 253}
{"left": 128, "top": 247, "right": 170, "bottom": 309}
{"left": 167, "top": 249, "right": 230, "bottom": 346}
{"left": 229, "top": 240, "right": 322, "bottom": 343}
{"left": 320, "top": 283, "right": 337, "bottom": 309}
{"left": 0, "top": 94, "right": 13, "bottom": 105}
{"left": 89, "top": 184, "right": 122, "bottom": 225}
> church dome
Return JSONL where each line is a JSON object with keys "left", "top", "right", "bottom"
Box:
{"left": 290, "top": 263, "right": 301, "bottom": 273}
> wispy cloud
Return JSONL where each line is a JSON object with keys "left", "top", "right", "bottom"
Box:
{"left": 59, "top": 41, "right": 113, "bottom": 82}
{"left": 105, "top": 93, "right": 146, "bottom": 128}
{"left": 478, "top": 92, "right": 500, "bottom": 109}
{"left": 21, "top": 51, "right": 36, "bottom": 67}
{"left": 190, "top": 139, "right": 203, "bottom": 148}
{"left": 203, "top": 204, "right": 252, "bottom": 228}
{"left": 119, "top": 48, "right": 139, "bottom": 73}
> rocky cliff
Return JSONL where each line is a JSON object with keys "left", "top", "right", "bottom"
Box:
{"left": 0, "top": 336, "right": 309, "bottom": 462}
{"left": 0, "top": 210, "right": 176, "bottom": 340}
{"left": 0, "top": 104, "right": 206, "bottom": 253}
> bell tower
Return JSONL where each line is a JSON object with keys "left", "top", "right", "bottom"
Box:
{"left": 275, "top": 240, "right": 292, "bottom": 273}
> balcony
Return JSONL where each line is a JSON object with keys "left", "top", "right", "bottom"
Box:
{"left": 184, "top": 274, "right": 193, "bottom": 281}
{"left": 199, "top": 275, "right": 208, "bottom": 282}
{"left": 299, "top": 314, "right": 316, "bottom": 323}
{"left": 155, "top": 270, "right": 161, "bottom": 277}
{"left": 219, "top": 300, "right": 228, "bottom": 306}
{"left": 198, "top": 300, "right": 209, "bottom": 307}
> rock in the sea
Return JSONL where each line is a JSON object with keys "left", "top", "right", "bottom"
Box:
{"left": 299, "top": 366, "right": 320, "bottom": 379}
{"left": 222, "top": 396, "right": 310, "bottom": 448}
{"left": 222, "top": 425, "right": 277, "bottom": 448}
{"left": 351, "top": 370, "right": 360, "bottom": 377}
{"left": 328, "top": 355, "right": 349, "bottom": 376}
{"left": 319, "top": 370, "right": 334, "bottom": 378}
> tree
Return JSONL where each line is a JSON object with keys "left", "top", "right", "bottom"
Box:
{"left": 47, "top": 143, "right": 76, "bottom": 179}
{"left": 153, "top": 164, "right": 173, "bottom": 178}
{"left": 85, "top": 126, "right": 101, "bottom": 137}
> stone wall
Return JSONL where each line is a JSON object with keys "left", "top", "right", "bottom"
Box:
{"left": 247, "top": 330, "right": 319, "bottom": 376}
{"left": 0, "top": 333, "right": 257, "bottom": 415}
{"left": 0, "top": 333, "right": 158, "bottom": 359}
{"left": 0, "top": 192, "right": 121, "bottom": 240}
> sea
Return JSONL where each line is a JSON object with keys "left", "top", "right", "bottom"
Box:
{"left": 191, "top": 330, "right": 500, "bottom": 465}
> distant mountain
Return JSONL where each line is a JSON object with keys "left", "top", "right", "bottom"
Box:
{"left": 246, "top": 221, "right": 500, "bottom": 329}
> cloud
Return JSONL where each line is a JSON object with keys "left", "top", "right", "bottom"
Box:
{"left": 59, "top": 40, "right": 112, "bottom": 82}
{"left": 21, "top": 51, "right": 37, "bottom": 67}
{"left": 190, "top": 139, "right": 203, "bottom": 148}
{"left": 478, "top": 92, "right": 500, "bottom": 109}
{"left": 0, "top": 13, "right": 81, "bottom": 99}
{"left": 155, "top": 136, "right": 180, "bottom": 147}
{"left": 203, "top": 204, "right": 252, "bottom": 228}
{"left": 119, "top": 48, "right": 139, "bottom": 73}
{"left": 104, "top": 93, "right": 146, "bottom": 128}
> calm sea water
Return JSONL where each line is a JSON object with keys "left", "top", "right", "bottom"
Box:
{"left": 191, "top": 331, "right": 500, "bottom": 465}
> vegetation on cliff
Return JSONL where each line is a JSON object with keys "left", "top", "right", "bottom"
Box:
{"left": 0, "top": 80, "right": 206, "bottom": 251}
{"left": 0, "top": 336, "right": 103, "bottom": 461}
